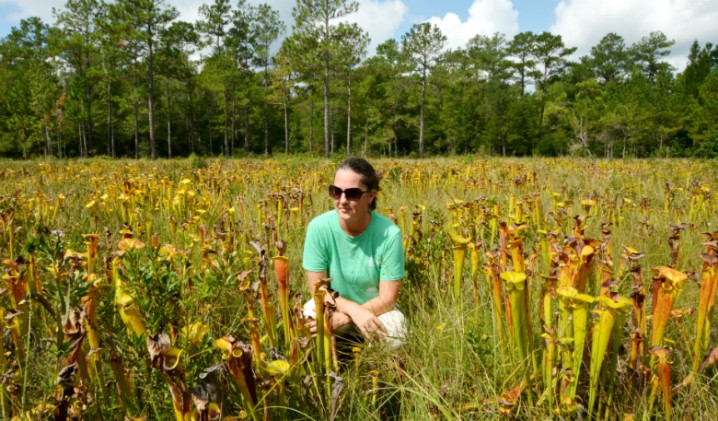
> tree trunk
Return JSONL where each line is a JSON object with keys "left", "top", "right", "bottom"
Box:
{"left": 309, "top": 101, "right": 314, "bottom": 153}
{"left": 166, "top": 77, "right": 172, "bottom": 158}
{"left": 323, "top": 33, "right": 331, "bottom": 158}
{"left": 244, "top": 108, "right": 250, "bottom": 155}
{"left": 147, "top": 23, "right": 156, "bottom": 160}
{"left": 44, "top": 125, "right": 52, "bottom": 157}
{"left": 21, "top": 124, "right": 27, "bottom": 159}
{"left": 133, "top": 73, "right": 139, "bottom": 159}
{"left": 419, "top": 70, "right": 426, "bottom": 156}
{"left": 231, "top": 91, "right": 236, "bottom": 157}
{"left": 263, "top": 63, "right": 270, "bottom": 156}
{"left": 346, "top": 80, "right": 351, "bottom": 156}
{"left": 283, "top": 99, "right": 289, "bottom": 153}
{"left": 622, "top": 130, "right": 628, "bottom": 159}
{"left": 85, "top": 85, "right": 93, "bottom": 156}
{"left": 56, "top": 116, "right": 63, "bottom": 158}
{"left": 187, "top": 88, "right": 195, "bottom": 154}
{"left": 330, "top": 107, "right": 335, "bottom": 154}
{"left": 363, "top": 100, "right": 369, "bottom": 155}
{"left": 223, "top": 90, "right": 229, "bottom": 157}
{"left": 106, "top": 82, "right": 111, "bottom": 156}
{"left": 106, "top": 82, "right": 115, "bottom": 158}
{"left": 208, "top": 112, "right": 214, "bottom": 157}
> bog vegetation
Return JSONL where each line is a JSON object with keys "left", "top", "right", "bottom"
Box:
{"left": 0, "top": 156, "right": 717, "bottom": 419}
{"left": 1, "top": 0, "right": 717, "bottom": 159}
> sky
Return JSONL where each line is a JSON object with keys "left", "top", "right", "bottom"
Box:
{"left": 1, "top": 0, "right": 717, "bottom": 72}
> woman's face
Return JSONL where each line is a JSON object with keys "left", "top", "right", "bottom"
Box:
{"left": 332, "top": 168, "right": 376, "bottom": 225}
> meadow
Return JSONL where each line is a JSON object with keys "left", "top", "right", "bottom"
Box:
{"left": 0, "top": 156, "right": 717, "bottom": 420}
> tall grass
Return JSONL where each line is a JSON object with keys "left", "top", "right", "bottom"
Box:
{"left": 0, "top": 156, "right": 717, "bottom": 419}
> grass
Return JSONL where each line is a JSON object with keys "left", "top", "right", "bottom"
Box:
{"left": 0, "top": 156, "right": 717, "bottom": 419}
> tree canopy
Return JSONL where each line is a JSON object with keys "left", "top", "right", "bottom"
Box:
{"left": 1, "top": 0, "right": 717, "bottom": 159}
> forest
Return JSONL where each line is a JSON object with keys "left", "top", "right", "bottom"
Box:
{"left": 1, "top": 0, "right": 717, "bottom": 159}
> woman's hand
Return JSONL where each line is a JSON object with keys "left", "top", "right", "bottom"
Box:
{"left": 349, "top": 307, "right": 388, "bottom": 340}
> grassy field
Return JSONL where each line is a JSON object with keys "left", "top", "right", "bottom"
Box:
{"left": 1, "top": 156, "right": 717, "bottom": 420}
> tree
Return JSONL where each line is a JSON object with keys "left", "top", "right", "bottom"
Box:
{"left": 507, "top": 31, "right": 538, "bottom": 95}
{"left": 588, "top": 32, "right": 630, "bottom": 84}
{"left": 681, "top": 41, "right": 713, "bottom": 99}
{"left": 114, "top": 0, "right": 179, "bottom": 159}
{"left": 544, "top": 79, "right": 604, "bottom": 157}
{"left": 249, "top": 3, "right": 284, "bottom": 154}
{"left": 402, "top": 22, "right": 446, "bottom": 156}
{"left": 466, "top": 33, "right": 515, "bottom": 155}
{"left": 54, "top": 0, "right": 103, "bottom": 157}
{"left": 630, "top": 31, "right": 675, "bottom": 83}
{"left": 532, "top": 32, "right": 576, "bottom": 151}
{"left": 334, "top": 23, "right": 369, "bottom": 155}
{"left": 360, "top": 39, "right": 410, "bottom": 155}
{"left": 293, "top": 0, "right": 359, "bottom": 158}
{"left": 226, "top": 0, "right": 255, "bottom": 156}
{"left": 0, "top": 17, "right": 57, "bottom": 157}
{"left": 157, "top": 21, "right": 199, "bottom": 158}
{"left": 466, "top": 32, "right": 513, "bottom": 83}
{"left": 196, "top": 0, "right": 232, "bottom": 54}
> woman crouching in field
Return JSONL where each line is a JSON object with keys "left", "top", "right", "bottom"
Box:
{"left": 302, "top": 157, "right": 406, "bottom": 350}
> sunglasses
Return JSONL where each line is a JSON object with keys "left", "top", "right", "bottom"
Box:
{"left": 328, "top": 185, "right": 370, "bottom": 201}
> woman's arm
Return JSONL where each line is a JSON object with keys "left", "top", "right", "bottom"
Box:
{"left": 306, "top": 271, "right": 399, "bottom": 337}
{"left": 360, "top": 280, "right": 400, "bottom": 316}
{"left": 328, "top": 280, "right": 401, "bottom": 338}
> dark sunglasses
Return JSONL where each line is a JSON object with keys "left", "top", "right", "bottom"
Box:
{"left": 328, "top": 185, "right": 369, "bottom": 201}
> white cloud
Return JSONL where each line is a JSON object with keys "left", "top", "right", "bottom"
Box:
{"left": 551, "top": 0, "right": 718, "bottom": 71}
{"left": 343, "top": 1, "right": 408, "bottom": 54}
{"left": 426, "top": 0, "right": 519, "bottom": 50}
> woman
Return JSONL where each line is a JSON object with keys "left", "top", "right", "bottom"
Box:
{"left": 302, "top": 157, "right": 406, "bottom": 349}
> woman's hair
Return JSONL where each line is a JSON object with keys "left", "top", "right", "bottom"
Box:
{"left": 337, "top": 157, "right": 380, "bottom": 210}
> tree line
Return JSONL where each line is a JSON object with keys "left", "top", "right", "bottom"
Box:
{"left": 1, "top": 0, "right": 717, "bottom": 159}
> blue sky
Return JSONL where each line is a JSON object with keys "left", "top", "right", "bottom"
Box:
{"left": 1, "top": 0, "right": 716, "bottom": 71}
{"left": 397, "top": 1, "right": 558, "bottom": 34}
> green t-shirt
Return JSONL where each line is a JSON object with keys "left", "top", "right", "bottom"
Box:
{"left": 302, "top": 210, "right": 405, "bottom": 305}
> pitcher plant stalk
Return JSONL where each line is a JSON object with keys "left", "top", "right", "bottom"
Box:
{"left": 448, "top": 230, "right": 472, "bottom": 304}
{"left": 501, "top": 271, "right": 530, "bottom": 363}
{"left": 274, "top": 241, "right": 293, "bottom": 351}
{"left": 508, "top": 223, "right": 534, "bottom": 372}
{"left": 588, "top": 294, "right": 631, "bottom": 417}
{"left": 500, "top": 270, "right": 534, "bottom": 406}
{"left": 692, "top": 251, "right": 718, "bottom": 372}
{"left": 215, "top": 335, "right": 258, "bottom": 421}
{"left": 623, "top": 246, "right": 647, "bottom": 369}
{"left": 650, "top": 266, "right": 688, "bottom": 349}
{"left": 148, "top": 333, "right": 192, "bottom": 421}
{"left": 238, "top": 272, "right": 262, "bottom": 361}
{"left": 667, "top": 223, "right": 690, "bottom": 268}
{"left": 468, "top": 241, "right": 481, "bottom": 312}
{"left": 649, "top": 346, "right": 673, "bottom": 421}
{"left": 250, "top": 241, "right": 276, "bottom": 349}
{"left": 556, "top": 286, "right": 594, "bottom": 412}
{"left": 313, "top": 284, "right": 329, "bottom": 374}
{"left": 540, "top": 274, "right": 557, "bottom": 400}
{"left": 484, "top": 250, "right": 507, "bottom": 356}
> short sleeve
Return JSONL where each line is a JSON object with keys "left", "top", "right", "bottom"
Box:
{"left": 302, "top": 219, "right": 328, "bottom": 272}
{"left": 379, "top": 228, "right": 405, "bottom": 281}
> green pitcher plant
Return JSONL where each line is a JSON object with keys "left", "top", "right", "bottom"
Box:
{"left": 588, "top": 294, "right": 632, "bottom": 418}
{"left": 692, "top": 240, "right": 718, "bottom": 372}
{"left": 556, "top": 286, "right": 594, "bottom": 412}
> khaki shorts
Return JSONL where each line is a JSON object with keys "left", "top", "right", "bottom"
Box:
{"left": 302, "top": 299, "right": 407, "bottom": 350}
